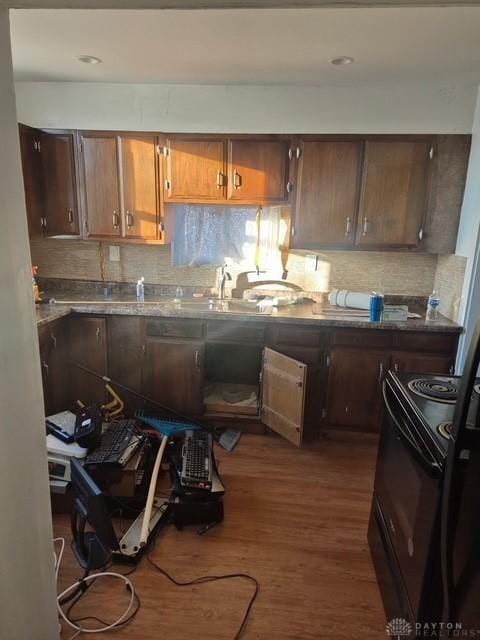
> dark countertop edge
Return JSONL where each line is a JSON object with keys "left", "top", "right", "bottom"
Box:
{"left": 35, "top": 303, "right": 462, "bottom": 334}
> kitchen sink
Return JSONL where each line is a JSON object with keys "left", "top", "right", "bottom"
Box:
{"left": 170, "top": 299, "right": 272, "bottom": 315}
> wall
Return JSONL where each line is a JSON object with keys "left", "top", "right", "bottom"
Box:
{"left": 0, "top": 9, "right": 58, "bottom": 640}
{"left": 14, "top": 81, "right": 477, "bottom": 134}
{"left": 31, "top": 236, "right": 439, "bottom": 297}
{"left": 455, "top": 86, "right": 480, "bottom": 365}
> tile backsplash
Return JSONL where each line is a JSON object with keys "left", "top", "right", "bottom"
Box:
{"left": 31, "top": 237, "right": 441, "bottom": 297}
{"left": 433, "top": 254, "right": 467, "bottom": 323}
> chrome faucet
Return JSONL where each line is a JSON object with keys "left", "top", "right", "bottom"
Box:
{"left": 219, "top": 264, "right": 232, "bottom": 299}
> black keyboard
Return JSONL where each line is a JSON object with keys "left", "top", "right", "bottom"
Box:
{"left": 180, "top": 430, "right": 212, "bottom": 490}
{"left": 84, "top": 419, "right": 143, "bottom": 466}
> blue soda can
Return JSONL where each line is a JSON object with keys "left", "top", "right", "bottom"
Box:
{"left": 369, "top": 293, "right": 384, "bottom": 322}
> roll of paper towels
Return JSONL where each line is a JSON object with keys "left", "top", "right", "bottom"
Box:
{"left": 328, "top": 289, "right": 373, "bottom": 310}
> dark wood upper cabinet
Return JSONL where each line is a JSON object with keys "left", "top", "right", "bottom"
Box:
{"left": 292, "top": 140, "right": 362, "bottom": 248}
{"left": 41, "top": 132, "right": 79, "bottom": 236}
{"left": 355, "top": 139, "right": 432, "bottom": 248}
{"left": 80, "top": 133, "right": 122, "bottom": 238}
{"left": 120, "top": 134, "right": 159, "bottom": 240}
{"left": 19, "top": 124, "right": 45, "bottom": 237}
{"left": 227, "top": 139, "right": 291, "bottom": 203}
{"left": 163, "top": 137, "right": 226, "bottom": 202}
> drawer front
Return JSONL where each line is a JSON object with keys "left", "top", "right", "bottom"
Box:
{"left": 268, "top": 326, "right": 323, "bottom": 348}
{"left": 271, "top": 345, "right": 323, "bottom": 366}
{"left": 333, "top": 329, "right": 391, "bottom": 349}
{"left": 145, "top": 318, "right": 204, "bottom": 339}
{"left": 392, "top": 331, "right": 457, "bottom": 354}
{"left": 206, "top": 321, "right": 265, "bottom": 344}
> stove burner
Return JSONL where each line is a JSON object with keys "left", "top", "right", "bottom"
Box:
{"left": 407, "top": 378, "right": 458, "bottom": 404}
{"left": 437, "top": 421, "right": 453, "bottom": 439}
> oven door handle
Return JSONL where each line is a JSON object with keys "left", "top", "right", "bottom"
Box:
{"left": 383, "top": 383, "right": 441, "bottom": 478}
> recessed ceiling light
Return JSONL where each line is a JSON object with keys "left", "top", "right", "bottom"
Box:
{"left": 77, "top": 55, "right": 102, "bottom": 65}
{"left": 329, "top": 56, "right": 354, "bottom": 66}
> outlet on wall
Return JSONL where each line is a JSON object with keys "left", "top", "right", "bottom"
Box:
{"left": 109, "top": 245, "right": 120, "bottom": 262}
{"left": 305, "top": 254, "right": 318, "bottom": 272}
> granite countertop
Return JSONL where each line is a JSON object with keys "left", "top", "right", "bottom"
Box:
{"left": 35, "top": 293, "right": 462, "bottom": 333}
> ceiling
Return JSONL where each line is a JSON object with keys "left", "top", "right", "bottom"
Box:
{"left": 9, "top": 7, "right": 480, "bottom": 85}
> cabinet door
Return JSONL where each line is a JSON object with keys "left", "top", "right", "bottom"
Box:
{"left": 38, "top": 321, "right": 70, "bottom": 416}
{"left": 261, "top": 347, "right": 307, "bottom": 447}
{"left": 391, "top": 351, "right": 454, "bottom": 376}
{"left": 107, "top": 316, "right": 144, "bottom": 411}
{"left": 38, "top": 327, "right": 53, "bottom": 415}
{"left": 227, "top": 139, "right": 290, "bottom": 203}
{"left": 325, "top": 348, "right": 390, "bottom": 431}
{"left": 19, "top": 125, "right": 45, "bottom": 237}
{"left": 41, "top": 132, "right": 79, "bottom": 236}
{"left": 292, "top": 140, "right": 362, "bottom": 248}
{"left": 120, "top": 135, "right": 159, "bottom": 240}
{"left": 143, "top": 338, "right": 204, "bottom": 415}
{"left": 68, "top": 316, "right": 108, "bottom": 407}
{"left": 356, "top": 140, "right": 431, "bottom": 248}
{"left": 81, "top": 134, "right": 121, "bottom": 237}
{"left": 164, "top": 137, "right": 226, "bottom": 202}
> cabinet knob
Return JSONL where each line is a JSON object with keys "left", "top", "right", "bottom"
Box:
{"left": 362, "top": 217, "right": 370, "bottom": 236}
{"left": 286, "top": 181, "right": 293, "bottom": 193}
{"left": 345, "top": 217, "right": 351, "bottom": 237}
{"left": 216, "top": 170, "right": 225, "bottom": 190}
{"left": 194, "top": 350, "right": 201, "bottom": 371}
{"left": 126, "top": 211, "right": 135, "bottom": 228}
{"left": 233, "top": 169, "right": 241, "bottom": 189}
{"left": 378, "top": 362, "right": 384, "bottom": 382}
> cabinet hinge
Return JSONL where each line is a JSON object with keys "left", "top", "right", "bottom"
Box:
{"left": 84, "top": 219, "right": 89, "bottom": 233}
{"left": 429, "top": 146, "right": 434, "bottom": 160}
{"left": 418, "top": 228, "right": 424, "bottom": 241}
{"left": 164, "top": 179, "right": 171, "bottom": 190}
{"left": 78, "top": 140, "right": 83, "bottom": 153}
{"left": 286, "top": 181, "right": 293, "bottom": 193}
{"left": 321, "top": 408, "right": 327, "bottom": 420}
{"left": 325, "top": 353, "right": 331, "bottom": 367}
{"left": 295, "top": 146, "right": 301, "bottom": 160}
{"left": 157, "top": 145, "right": 169, "bottom": 157}
{"left": 288, "top": 147, "right": 293, "bottom": 160}
{"left": 158, "top": 220, "right": 165, "bottom": 233}
{"left": 34, "top": 140, "right": 41, "bottom": 152}
{"left": 291, "top": 226, "right": 296, "bottom": 237}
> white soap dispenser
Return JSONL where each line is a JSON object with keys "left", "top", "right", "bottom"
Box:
{"left": 136, "top": 277, "right": 145, "bottom": 303}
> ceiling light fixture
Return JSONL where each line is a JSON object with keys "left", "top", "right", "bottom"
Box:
{"left": 329, "top": 56, "right": 354, "bottom": 66}
{"left": 77, "top": 55, "right": 102, "bottom": 65}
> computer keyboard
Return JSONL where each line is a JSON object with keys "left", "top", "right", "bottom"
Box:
{"left": 180, "top": 430, "right": 213, "bottom": 490}
{"left": 84, "top": 419, "right": 143, "bottom": 467}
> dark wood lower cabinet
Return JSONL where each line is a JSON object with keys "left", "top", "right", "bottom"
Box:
{"left": 391, "top": 351, "right": 454, "bottom": 375}
{"left": 36, "top": 314, "right": 459, "bottom": 438}
{"left": 325, "top": 348, "right": 391, "bottom": 432}
{"left": 142, "top": 337, "right": 204, "bottom": 415}
{"left": 38, "top": 320, "right": 69, "bottom": 416}
{"left": 68, "top": 316, "right": 108, "bottom": 407}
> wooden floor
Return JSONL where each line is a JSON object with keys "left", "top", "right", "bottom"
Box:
{"left": 54, "top": 431, "right": 386, "bottom": 639}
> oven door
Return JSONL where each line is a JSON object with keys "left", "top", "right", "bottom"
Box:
{"left": 374, "top": 380, "right": 442, "bottom": 619}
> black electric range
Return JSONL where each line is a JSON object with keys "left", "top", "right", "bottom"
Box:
{"left": 369, "top": 365, "right": 480, "bottom": 634}
{"left": 392, "top": 372, "right": 480, "bottom": 463}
